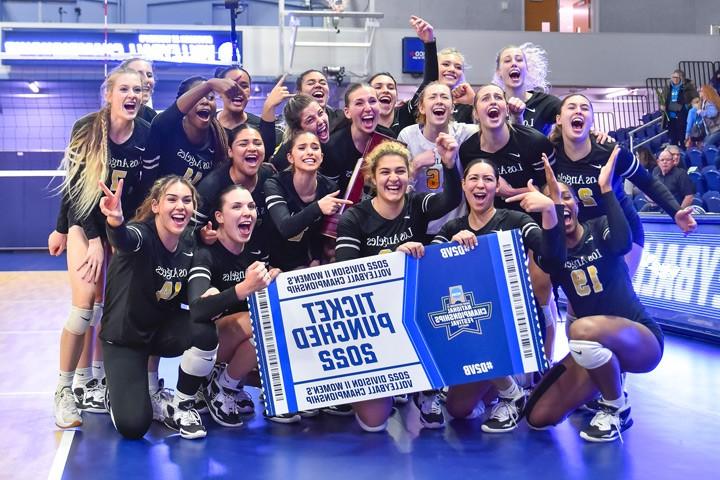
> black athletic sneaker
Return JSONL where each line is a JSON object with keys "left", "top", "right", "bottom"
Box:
{"left": 581, "top": 391, "right": 629, "bottom": 413}
{"left": 204, "top": 378, "right": 243, "bottom": 428}
{"left": 394, "top": 394, "right": 409, "bottom": 405}
{"left": 413, "top": 392, "right": 446, "bottom": 429}
{"left": 74, "top": 379, "right": 107, "bottom": 413}
{"left": 321, "top": 404, "right": 354, "bottom": 416}
{"left": 164, "top": 400, "right": 207, "bottom": 439}
{"left": 580, "top": 401, "right": 633, "bottom": 443}
{"left": 481, "top": 393, "right": 526, "bottom": 433}
{"left": 263, "top": 411, "right": 302, "bottom": 424}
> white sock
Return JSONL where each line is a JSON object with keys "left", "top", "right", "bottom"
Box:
{"left": 601, "top": 395, "right": 626, "bottom": 409}
{"left": 92, "top": 360, "right": 105, "bottom": 381}
{"left": 148, "top": 371, "right": 160, "bottom": 393}
{"left": 73, "top": 367, "right": 93, "bottom": 386}
{"left": 497, "top": 381, "right": 522, "bottom": 400}
{"left": 57, "top": 370, "right": 74, "bottom": 392}
{"left": 218, "top": 369, "right": 242, "bottom": 391}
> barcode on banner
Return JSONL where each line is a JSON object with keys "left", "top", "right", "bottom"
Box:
{"left": 255, "top": 288, "right": 285, "bottom": 404}
{"left": 498, "top": 233, "right": 536, "bottom": 368}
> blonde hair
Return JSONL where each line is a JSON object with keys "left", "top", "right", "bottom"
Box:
{"left": 133, "top": 175, "right": 198, "bottom": 223}
{"left": 438, "top": 47, "right": 466, "bottom": 67}
{"left": 492, "top": 43, "right": 551, "bottom": 93}
{"left": 60, "top": 67, "right": 141, "bottom": 220}
{"left": 361, "top": 141, "right": 413, "bottom": 188}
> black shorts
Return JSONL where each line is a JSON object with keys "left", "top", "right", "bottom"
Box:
{"left": 636, "top": 315, "right": 664, "bottom": 353}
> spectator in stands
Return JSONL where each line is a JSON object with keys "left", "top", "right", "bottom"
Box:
{"left": 711, "top": 67, "right": 720, "bottom": 96}
{"left": 643, "top": 149, "right": 695, "bottom": 211}
{"left": 666, "top": 144, "right": 685, "bottom": 169}
{"left": 698, "top": 84, "right": 720, "bottom": 147}
{"left": 685, "top": 97, "right": 705, "bottom": 149}
{"left": 660, "top": 69, "right": 698, "bottom": 147}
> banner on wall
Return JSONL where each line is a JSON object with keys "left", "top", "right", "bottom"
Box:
{"left": 249, "top": 230, "right": 547, "bottom": 416}
{"left": 0, "top": 26, "right": 241, "bottom": 65}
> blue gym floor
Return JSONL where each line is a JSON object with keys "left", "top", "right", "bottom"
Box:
{"left": 1, "top": 252, "right": 718, "bottom": 480}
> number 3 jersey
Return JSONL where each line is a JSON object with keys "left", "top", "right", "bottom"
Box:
{"left": 100, "top": 220, "right": 195, "bottom": 347}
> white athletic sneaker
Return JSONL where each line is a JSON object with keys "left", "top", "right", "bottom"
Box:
{"left": 233, "top": 387, "right": 255, "bottom": 414}
{"left": 481, "top": 393, "right": 526, "bottom": 433}
{"left": 55, "top": 387, "right": 82, "bottom": 428}
{"left": 150, "top": 379, "right": 174, "bottom": 422}
{"left": 74, "top": 379, "right": 107, "bottom": 413}
{"left": 413, "top": 392, "right": 446, "bottom": 429}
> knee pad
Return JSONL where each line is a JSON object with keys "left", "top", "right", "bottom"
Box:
{"left": 180, "top": 346, "right": 218, "bottom": 378}
{"left": 64, "top": 306, "right": 94, "bottom": 335}
{"left": 568, "top": 340, "right": 612, "bottom": 370}
{"left": 525, "top": 363, "right": 566, "bottom": 428}
{"left": 89, "top": 303, "right": 104, "bottom": 327}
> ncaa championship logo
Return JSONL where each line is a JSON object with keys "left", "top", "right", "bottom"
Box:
{"left": 428, "top": 285, "right": 492, "bottom": 340}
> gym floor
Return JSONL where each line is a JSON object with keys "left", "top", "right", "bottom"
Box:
{"left": 1, "top": 251, "right": 718, "bottom": 480}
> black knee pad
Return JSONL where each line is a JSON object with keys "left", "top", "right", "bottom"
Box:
{"left": 113, "top": 413, "right": 152, "bottom": 440}
{"left": 192, "top": 321, "right": 219, "bottom": 351}
{"left": 524, "top": 363, "right": 566, "bottom": 427}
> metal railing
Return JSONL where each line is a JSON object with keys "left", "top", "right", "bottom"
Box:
{"left": 629, "top": 115, "right": 666, "bottom": 153}
{"left": 645, "top": 77, "right": 669, "bottom": 113}
{"left": 593, "top": 111, "right": 616, "bottom": 133}
{"left": 612, "top": 94, "right": 649, "bottom": 129}
{"left": 678, "top": 61, "right": 716, "bottom": 89}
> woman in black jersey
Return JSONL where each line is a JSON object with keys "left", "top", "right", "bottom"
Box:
{"left": 296, "top": 69, "right": 343, "bottom": 129}
{"left": 335, "top": 138, "right": 461, "bottom": 432}
{"left": 493, "top": 44, "right": 560, "bottom": 136}
{"left": 550, "top": 93, "right": 696, "bottom": 276}
{"left": 98, "top": 176, "right": 238, "bottom": 440}
{"left": 265, "top": 131, "right": 351, "bottom": 271}
{"left": 459, "top": 84, "right": 556, "bottom": 206}
{"left": 49, "top": 67, "right": 151, "bottom": 429}
{"left": 146, "top": 75, "right": 235, "bottom": 185}
{"left": 396, "top": 16, "right": 474, "bottom": 129}
{"left": 432, "top": 157, "right": 564, "bottom": 433}
{"left": 119, "top": 58, "right": 157, "bottom": 122}
{"left": 525, "top": 148, "right": 664, "bottom": 443}
{"left": 214, "top": 66, "right": 288, "bottom": 159}
{"left": 323, "top": 83, "right": 397, "bottom": 194}
{"left": 270, "top": 94, "right": 330, "bottom": 172}
{"left": 194, "top": 125, "right": 275, "bottom": 249}
{"left": 459, "top": 83, "right": 561, "bottom": 363}
{"left": 188, "top": 185, "right": 279, "bottom": 428}
{"left": 368, "top": 72, "right": 400, "bottom": 135}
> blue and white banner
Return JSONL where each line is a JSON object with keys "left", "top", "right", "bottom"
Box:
{"left": 249, "top": 230, "right": 547, "bottom": 416}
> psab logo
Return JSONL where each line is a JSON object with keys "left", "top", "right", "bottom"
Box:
{"left": 428, "top": 285, "right": 492, "bottom": 340}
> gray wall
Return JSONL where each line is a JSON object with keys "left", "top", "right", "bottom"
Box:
{"left": 3, "top": 0, "right": 718, "bottom": 34}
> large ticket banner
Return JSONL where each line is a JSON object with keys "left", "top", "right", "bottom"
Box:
{"left": 249, "top": 230, "right": 547, "bottom": 416}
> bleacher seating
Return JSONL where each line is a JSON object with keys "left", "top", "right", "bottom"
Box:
{"left": 702, "top": 166, "right": 720, "bottom": 191}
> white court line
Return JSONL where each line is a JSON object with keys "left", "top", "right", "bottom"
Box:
{"left": 0, "top": 391, "right": 53, "bottom": 397}
{"left": 47, "top": 430, "right": 74, "bottom": 480}
{"left": 0, "top": 330, "right": 61, "bottom": 334}
{"left": 0, "top": 170, "right": 66, "bottom": 177}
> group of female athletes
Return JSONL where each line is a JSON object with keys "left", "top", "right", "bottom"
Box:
{"left": 48, "top": 15, "right": 697, "bottom": 444}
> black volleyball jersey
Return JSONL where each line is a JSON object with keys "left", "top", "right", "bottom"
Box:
{"left": 56, "top": 115, "right": 154, "bottom": 240}
{"left": 458, "top": 124, "right": 555, "bottom": 211}
{"left": 553, "top": 141, "right": 679, "bottom": 223}
{"left": 323, "top": 124, "right": 398, "bottom": 193}
{"left": 147, "top": 101, "right": 219, "bottom": 185}
{"left": 264, "top": 170, "right": 338, "bottom": 270}
{"left": 335, "top": 165, "right": 461, "bottom": 260}
{"left": 193, "top": 162, "right": 275, "bottom": 249}
{"left": 138, "top": 105, "right": 158, "bottom": 123}
{"left": 187, "top": 240, "right": 268, "bottom": 323}
{"left": 99, "top": 219, "right": 194, "bottom": 347}
{"left": 538, "top": 192, "right": 649, "bottom": 324}
{"left": 523, "top": 91, "right": 561, "bottom": 136}
{"left": 432, "top": 207, "right": 565, "bottom": 261}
